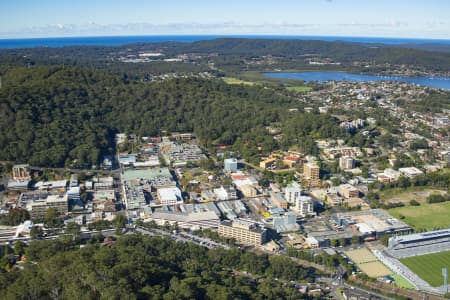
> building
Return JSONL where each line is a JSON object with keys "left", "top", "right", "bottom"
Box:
{"left": 12, "top": 164, "right": 31, "bottom": 181}
{"left": 260, "top": 158, "right": 276, "bottom": 169}
{"left": 69, "top": 174, "right": 78, "bottom": 187}
{"left": 339, "top": 156, "right": 355, "bottom": 170}
{"left": 34, "top": 180, "right": 67, "bottom": 192}
{"left": 157, "top": 187, "right": 183, "bottom": 206}
{"left": 284, "top": 181, "right": 302, "bottom": 204}
{"left": 399, "top": 167, "right": 424, "bottom": 179}
{"left": 387, "top": 229, "right": 450, "bottom": 259}
{"left": 213, "top": 186, "right": 238, "bottom": 201}
{"left": 218, "top": 219, "right": 268, "bottom": 246}
{"left": 224, "top": 158, "right": 238, "bottom": 172}
{"left": 304, "top": 163, "right": 320, "bottom": 180}
{"left": 150, "top": 210, "right": 220, "bottom": 230}
{"left": 92, "top": 190, "right": 117, "bottom": 212}
{"left": 272, "top": 212, "right": 299, "bottom": 233}
{"left": 93, "top": 176, "right": 114, "bottom": 190}
{"left": 294, "top": 196, "right": 314, "bottom": 217}
{"left": 24, "top": 193, "right": 68, "bottom": 219}
{"left": 270, "top": 192, "right": 288, "bottom": 209}
{"left": 338, "top": 184, "right": 360, "bottom": 199}
{"left": 239, "top": 185, "right": 258, "bottom": 198}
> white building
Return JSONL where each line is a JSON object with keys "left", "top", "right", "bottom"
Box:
{"left": 399, "top": 167, "right": 423, "bottom": 179}
{"left": 224, "top": 158, "right": 238, "bottom": 172}
{"left": 294, "top": 196, "right": 314, "bottom": 217}
{"left": 157, "top": 187, "right": 183, "bottom": 206}
{"left": 284, "top": 181, "right": 302, "bottom": 204}
{"left": 339, "top": 156, "right": 355, "bottom": 170}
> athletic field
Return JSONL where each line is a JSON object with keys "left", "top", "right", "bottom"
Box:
{"left": 388, "top": 202, "right": 450, "bottom": 231}
{"left": 400, "top": 250, "right": 450, "bottom": 287}
{"left": 346, "top": 248, "right": 392, "bottom": 277}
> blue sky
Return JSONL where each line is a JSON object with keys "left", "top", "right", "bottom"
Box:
{"left": 1, "top": 0, "right": 449, "bottom": 39}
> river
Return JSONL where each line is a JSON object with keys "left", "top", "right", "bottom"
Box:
{"left": 263, "top": 71, "right": 450, "bottom": 90}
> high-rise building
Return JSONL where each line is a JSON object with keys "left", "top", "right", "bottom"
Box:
{"left": 284, "top": 181, "right": 302, "bottom": 204}
{"left": 224, "top": 158, "right": 238, "bottom": 172}
{"left": 294, "top": 196, "right": 314, "bottom": 217}
{"left": 303, "top": 163, "right": 320, "bottom": 180}
{"left": 339, "top": 156, "right": 355, "bottom": 170}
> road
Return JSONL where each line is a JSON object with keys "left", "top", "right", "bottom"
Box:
{"left": 135, "top": 226, "right": 230, "bottom": 250}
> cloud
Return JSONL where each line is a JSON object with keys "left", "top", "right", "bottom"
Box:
{"left": 0, "top": 21, "right": 448, "bottom": 39}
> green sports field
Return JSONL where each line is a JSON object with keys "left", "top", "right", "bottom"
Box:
{"left": 400, "top": 251, "right": 450, "bottom": 287}
{"left": 388, "top": 202, "right": 450, "bottom": 231}
{"left": 286, "top": 86, "right": 312, "bottom": 92}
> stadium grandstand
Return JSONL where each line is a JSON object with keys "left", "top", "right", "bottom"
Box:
{"left": 387, "top": 228, "right": 450, "bottom": 259}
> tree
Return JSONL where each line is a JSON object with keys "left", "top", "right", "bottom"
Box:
{"left": 13, "top": 241, "right": 26, "bottom": 256}
{"left": 330, "top": 239, "right": 338, "bottom": 248}
{"left": 44, "top": 208, "right": 62, "bottom": 229}
{"left": 113, "top": 214, "right": 128, "bottom": 230}
{"left": 351, "top": 235, "right": 360, "bottom": 245}
{"left": 5, "top": 208, "right": 30, "bottom": 226}
{"left": 30, "top": 226, "right": 43, "bottom": 239}
{"left": 65, "top": 222, "right": 81, "bottom": 241}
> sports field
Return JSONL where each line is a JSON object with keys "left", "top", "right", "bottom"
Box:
{"left": 222, "top": 77, "right": 256, "bottom": 85}
{"left": 400, "top": 250, "right": 450, "bottom": 287}
{"left": 346, "top": 248, "right": 393, "bottom": 278}
{"left": 388, "top": 202, "right": 450, "bottom": 231}
{"left": 286, "top": 86, "right": 312, "bottom": 92}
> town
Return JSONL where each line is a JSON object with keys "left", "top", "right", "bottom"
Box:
{"left": 1, "top": 71, "right": 449, "bottom": 298}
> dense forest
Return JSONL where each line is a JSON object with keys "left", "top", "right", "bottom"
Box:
{"left": 1, "top": 38, "right": 450, "bottom": 74}
{"left": 0, "top": 66, "right": 343, "bottom": 167}
{"left": 0, "top": 235, "right": 318, "bottom": 299}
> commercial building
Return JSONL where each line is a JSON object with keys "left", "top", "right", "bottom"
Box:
{"left": 213, "top": 186, "right": 238, "bottom": 201}
{"left": 150, "top": 210, "right": 220, "bottom": 230}
{"left": 239, "top": 185, "right": 258, "bottom": 198}
{"left": 284, "top": 181, "right": 302, "bottom": 204}
{"left": 23, "top": 193, "right": 68, "bottom": 219}
{"left": 157, "top": 187, "right": 183, "bottom": 206}
{"left": 399, "top": 167, "right": 424, "bottom": 178}
{"left": 304, "top": 163, "right": 320, "bottom": 180}
{"left": 218, "top": 219, "right": 268, "bottom": 246}
{"left": 339, "top": 156, "right": 355, "bottom": 170}
{"left": 224, "top": 158, "right": 238, "bottom": 172}
{"left": 272, "top": 212, "right": 299, "bottom": 233}
{"left": 12, "top": 164, "right": 31, "bottom": 181}
{"left": 260, "top": 158, "right": 276, "bottom": 169}
{"left": 338, "top": 184, "right": 360, "bottom": 199}
{"left": 270, "top": 192, "right": 288, "bottom": 209}
{"left": 294, "top": 196, "right": 314, "bottom": 217}
{"left": 92, "top": 190, "right": 117, "bottom": 212}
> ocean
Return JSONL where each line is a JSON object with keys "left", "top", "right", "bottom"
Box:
{"left": 1, "top": 35, "right": 450, "bottom": 49}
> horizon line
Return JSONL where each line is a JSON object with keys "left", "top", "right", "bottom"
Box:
{"left": 1, "top": 33, "right": 450, "bottom": 42}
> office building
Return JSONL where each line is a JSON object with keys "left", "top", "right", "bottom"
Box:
{"left": 157, "top": 187, "right": 183, "bottom": 206}
{"left": 224, "top": 158, "right": 238, "bottom": 172}
{"left": 303, "top": 163, "right": 320, "bottom": 180}
{"left": 218, "top": 219, "right": 268, "bottom": 246}
{"left": 284, "top": 181, "right": 302, "bottom": 204}
{"left": 12, "top": 164, "right": 31, "bottom": 181}
{"left": 294, "top": 196, "right": 314, "bottom": 217}
{"left": 339, "top": 156, "right": 355, "bottom": 170}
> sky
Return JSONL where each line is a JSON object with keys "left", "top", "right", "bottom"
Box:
{"left": 0, "top": 0, "right": 449, "bottom": 39}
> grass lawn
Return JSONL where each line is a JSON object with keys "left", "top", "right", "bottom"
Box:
{"left": 286, "top": 86, "right": 312, "bottom": 92}
{"left": 400, "top": 251, "right": 450, "bottom": 287}
{"left": 380, "top": 186, "right": 447, "bottom": 204}
{"left": 391, "top": 274, "right": 415, "bottom": 289}
{"left": 222, "top": 77, "right": 256, "bottom": 85}
{"left": 388, "top": 202, "right": 450, "bottom": 231}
